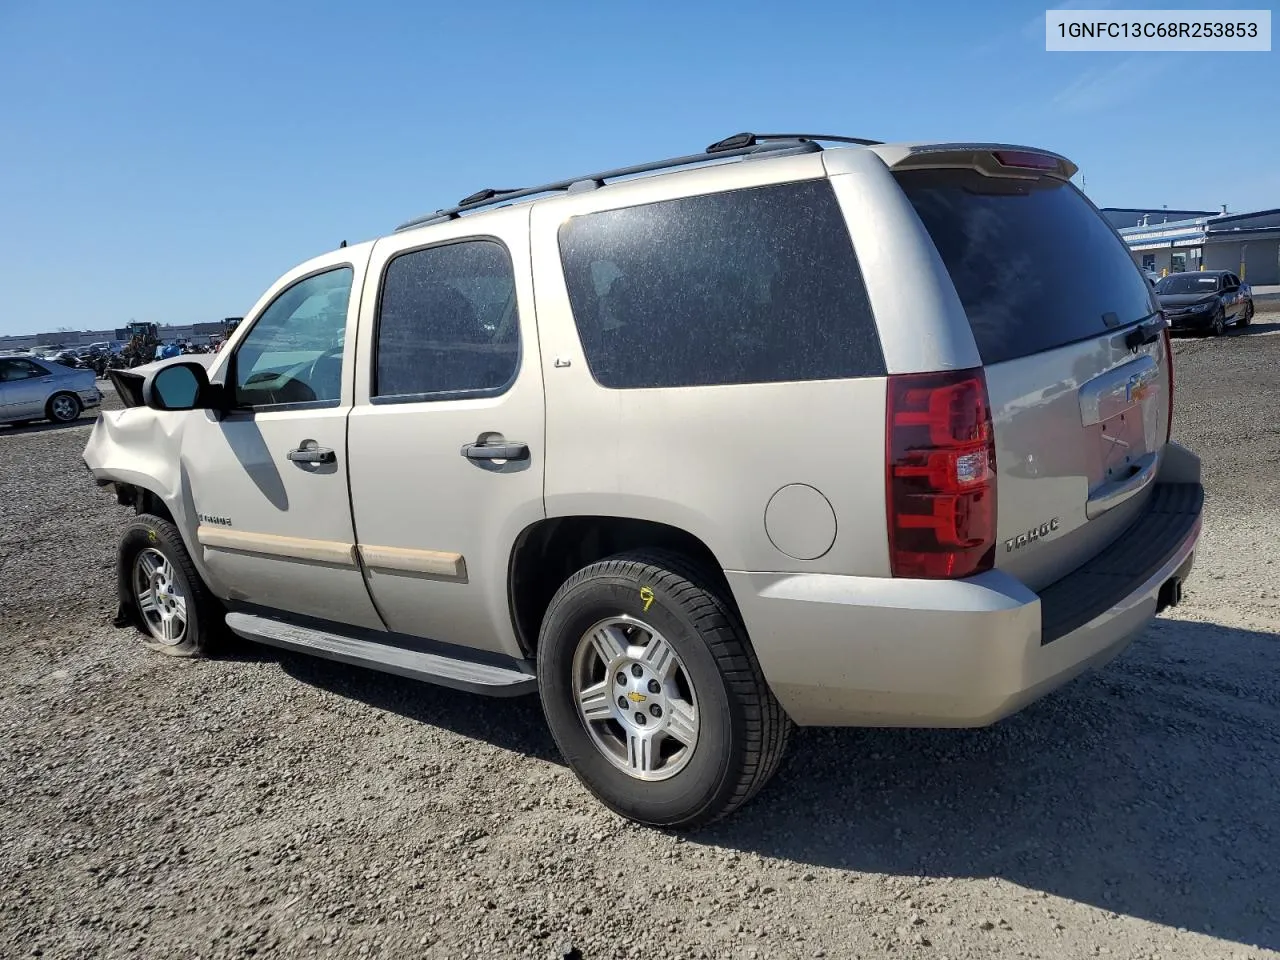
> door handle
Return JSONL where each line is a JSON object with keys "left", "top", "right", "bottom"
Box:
{"left": 461, "top": 440, "right": 529, "bottom": 462}
{"left": 1086, "top": 451, "right": 1158, "bottom": 519}
{"left": 287, "top": 441, "right": 336, "bottom": 464}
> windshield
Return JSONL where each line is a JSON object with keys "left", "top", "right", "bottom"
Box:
{"left": 1156, "top": 274, "right": 1221, "bottom": 295}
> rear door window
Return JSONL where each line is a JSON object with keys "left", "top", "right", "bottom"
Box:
{"left": 895, "top": 169, "right": 1158, "bottom": 365}
{"left": 557, "top": 180, "right": 884, "bottom": 389}
{"left": 373, "top": 239, "right": 520, "bottom": 401}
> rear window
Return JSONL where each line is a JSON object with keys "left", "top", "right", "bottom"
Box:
{"left": 896, "top": 169, "right": 1157, "bottom": 365}
{"left": 557, "top": 180, "right": 884, "bottom": 389}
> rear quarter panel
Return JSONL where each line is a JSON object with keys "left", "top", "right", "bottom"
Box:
{"left": 529, "top": 156, "right": 892, "bottom": 576}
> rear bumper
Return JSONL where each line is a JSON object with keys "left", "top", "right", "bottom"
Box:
{"left": 79, "top": 387, "right": 102, "bottom": 408}
{"left": 729, "top": 446, "right": 1204, "bottom": 727}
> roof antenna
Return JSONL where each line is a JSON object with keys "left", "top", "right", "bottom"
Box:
{"left": 339, "top": 239, "right": 347, "bottom": 248}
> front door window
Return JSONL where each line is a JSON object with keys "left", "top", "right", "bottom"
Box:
{"left": 232, "top": 267, "right": 353, "bottom": 408}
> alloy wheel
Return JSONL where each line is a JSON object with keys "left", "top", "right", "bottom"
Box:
{"left": 50, "top": 395, "right": 79, "bottom": 422}
{"left": 132, "top": 548, "right": 188, "bottom": 646}
{"left": 571, "top": 615, "right": 700, "bottom": 782}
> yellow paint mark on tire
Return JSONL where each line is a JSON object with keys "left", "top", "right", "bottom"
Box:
{"left": 640, "top": 586, "right": 655, "bottom": 612}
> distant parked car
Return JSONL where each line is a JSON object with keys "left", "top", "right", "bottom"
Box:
{"left": 1154, "top": 270, "right": 1254, "bottom": 336}
{"left": 0, "top": 355, "right": 102, "bottom": 426}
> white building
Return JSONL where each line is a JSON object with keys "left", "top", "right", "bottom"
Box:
{"left": 1110, "top": 207, "right": 1280, "bottom": 285}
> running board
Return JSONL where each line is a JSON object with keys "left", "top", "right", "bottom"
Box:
{"left": 224, "top": 612, "right": 538, "bottom": 697}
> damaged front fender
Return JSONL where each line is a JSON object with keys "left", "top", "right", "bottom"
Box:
{"left": 82, "top": 406, "right": 228, "bottom": 601}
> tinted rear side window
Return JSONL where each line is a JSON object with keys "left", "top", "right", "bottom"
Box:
{"left": 896, "top": 169, "right": 1157, "bottom": 365}
{"left": 374, "top": 239, "right": 520, "bottom": 401}
{"left": 557, "top": 180, "right": 884, "bottom": 389}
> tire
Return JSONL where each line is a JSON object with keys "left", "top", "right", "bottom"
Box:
{"left": 537, "top": 549, "right": 792, "bottom": 828}
{"left": 46, "top": 391, "right": 81, "bottom": 423}
{"left": 1239, "top": 301, "right": 1253, "bottom": 327}
{"left": 118, "top": 515, "right": 223, "bottom": 657}
{"left": 1210, "top": 309, "right": 1226, "bottom": 337}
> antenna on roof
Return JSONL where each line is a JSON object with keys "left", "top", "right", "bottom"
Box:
{"left": 339, "top": 240, "right": 347, "bottom": 248}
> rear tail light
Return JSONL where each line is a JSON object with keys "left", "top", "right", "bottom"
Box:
{"left": 886, "top": 368, "right": 997, "bottom": 579}
{"left": 1162, "top": 324, "right": 1174, "bottom": 440}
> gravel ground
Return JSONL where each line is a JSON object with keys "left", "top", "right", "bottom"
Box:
{"left": 2, "top": 317, "right": 1279, "bottom": 960}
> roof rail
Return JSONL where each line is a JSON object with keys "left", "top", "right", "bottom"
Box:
{"left": 705, "top": 132, "right": 883, "bottom": 152}
{"left": 393, "top": 131, "right": 878, "bottom": 233}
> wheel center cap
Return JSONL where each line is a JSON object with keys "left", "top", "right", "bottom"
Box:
{"left": 615, "top": 662, "right": 665, "bottom": 731}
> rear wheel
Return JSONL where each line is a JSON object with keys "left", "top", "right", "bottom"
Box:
{"left": 46, "top": 392, "right": 81, "bottom": 423}
{"left": 537, "top": 550, "right": 791, "bottom": 828}
{"left": 119, "top": 516, "right": 222, "bottom": 657}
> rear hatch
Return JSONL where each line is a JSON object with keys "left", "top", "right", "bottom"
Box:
{"left": 894, "top": 155, "right": 1171, "bottom": 590}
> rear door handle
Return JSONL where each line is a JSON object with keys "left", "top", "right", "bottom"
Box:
{"left": 287, "top": 441, "right": 336, "bottom": 464}
{"left": 461, "top": 441, "right": 529, "bottom": 462}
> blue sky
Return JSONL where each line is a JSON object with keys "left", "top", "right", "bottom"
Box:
{"left": 1, "top": 0, "right": 1276, "bottom": 335}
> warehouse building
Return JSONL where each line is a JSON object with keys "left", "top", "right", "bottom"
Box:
{"left": 0, "top": 321, "right": 228, "bottom": 353}
{"left": 1111, "top": 206, "right": 1280, "bottom": 285}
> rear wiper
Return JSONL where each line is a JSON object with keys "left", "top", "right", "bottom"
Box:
{"left": 1124, "top": 316, "right": 1166, "bottom": 350}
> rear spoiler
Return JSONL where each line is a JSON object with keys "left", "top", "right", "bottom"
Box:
{"left": 866, "top": 142, "right": 1078, "bottom": 181}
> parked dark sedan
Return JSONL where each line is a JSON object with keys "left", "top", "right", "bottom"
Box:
{"left": 1154, "top": 269, "right": 1254, "bottom": 336}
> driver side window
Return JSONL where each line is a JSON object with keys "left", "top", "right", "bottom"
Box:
{"left": 232, "top": 267, "right": 353, "bottom": 408}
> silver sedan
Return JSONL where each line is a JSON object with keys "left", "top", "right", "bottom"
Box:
{"left": 0, "top": 355, "right": 102, "bottom": 426}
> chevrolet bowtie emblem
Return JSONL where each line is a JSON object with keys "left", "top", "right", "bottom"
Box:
{"left": 626, "top": 691, "right": 647, "bottom": 703}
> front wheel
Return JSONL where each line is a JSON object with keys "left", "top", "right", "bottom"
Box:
{"left": 1239, "top": 301, "right": 1253, "bottom": 327}
{"left": 537, "top": 550, "right": 791, "bottom": 828}
{"left": 119, "top": 516, "right": 223, "bottom": 657}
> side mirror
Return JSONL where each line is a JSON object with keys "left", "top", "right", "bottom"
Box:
{"left": 141, "top": 361, "right": 217, "bottom": 411}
